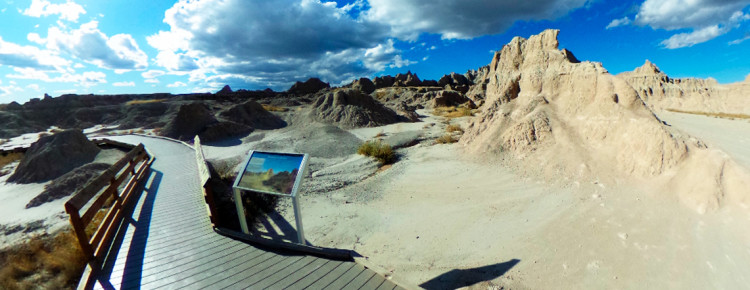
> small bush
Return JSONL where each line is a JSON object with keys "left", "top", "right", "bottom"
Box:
{"left": 436, "top": 134, "right": 456, "bottom": 144}
{"left": 358, "top": 140, "right": 395, "bottom": 164}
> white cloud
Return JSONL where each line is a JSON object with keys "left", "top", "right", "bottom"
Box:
{"left": 389, "top": 55, "right": 417, "bottom": 68}
{"left": 661, "top": 25, "right": 727, "bottom": 48}
{"left": 635, "top": 0, "right": 750, "bottom": 48}
{"left": 0, "top": 36, "right": 70, "bottom": 70}
{"left": 364, "top": 0, "right": 591, "bottom": 40}
{"left": 27, "top": 32, "right": 45, "bottom": 44}
{"left": 113, "top": 81, "right": 135, "bottom": 87}
{"left": 144, "top": 78, "right": 159, "bottom": 84}
{"left": 729, "top": 33, "right": 750, "bottom": 45}
{"left": 636, "top": 0, "right": 750, "bottom": 30}
{"left": 606, "top": 17, "right": 631, "bottom": 29}
{"left": 8, "top": 67, "right": 107, "bottom": 87}
{"left": 0, "top": 84, "right": 23, "bottom": 97}
{"left": 167, "top": 81, "right": 187, "bottom": 88}
{"left": 148, "top": 0, "right": 408, "bottom": 90}
{"left": 26, "top": 84, "right": 41, "bottom": 91}
{"left": 44, "top": 21, "right": 148, "bottom": 70}
{"left": 141, "top": 69, "right": 165, "bottom": 79}
{"left": 23, "top": 0, "right": 86, "bottom": 22}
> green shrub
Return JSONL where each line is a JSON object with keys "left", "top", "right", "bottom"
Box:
{"left": 358, "top": 140, "right": 395, "bottom": 164}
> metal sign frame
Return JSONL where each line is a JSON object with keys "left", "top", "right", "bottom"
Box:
{"left": 232, "top": 150, "right": 309, "bottom": 244}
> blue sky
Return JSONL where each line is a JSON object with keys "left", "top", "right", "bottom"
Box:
{"left": 1, "top": 0, "right": 749, "bottom": 104}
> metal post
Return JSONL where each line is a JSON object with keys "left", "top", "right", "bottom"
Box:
{"left": 292, "top": 195, "right": 305, "bottom": 245}
{"left": 234, "top": 188, "right": 249, "bottom": 234}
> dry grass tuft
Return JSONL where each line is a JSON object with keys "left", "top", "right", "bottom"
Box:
{"left": 125, "top": 99, "right": 167, "bottom": 106}
{"left": 436, "top": 134, "right": 457, "bottom": 144}
{"left": 374, "top": 131, "right": 387, "bottom": 138}
{"left": 446, "top": 124, "right": 463, "bottom": 133}
{"left": 666, "top": 108, "right": 750, "bottom": 120}
{"left": 433, "top": 106, "right": 474, "bottom": 118}
{"left": 0, "top": 229, "right": 86, "bottom": 290}
{"left": 358, "top": 140, "right": 395, "bottom": 164}
{"left": 0, "top": 152, "right": 23, "bottom": 169}
{"left": 261, "top": 104, "right": 289, "bottom": 112}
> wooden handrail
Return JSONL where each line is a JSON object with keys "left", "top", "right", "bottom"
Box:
{"left": 64, "top": 141, "right": 155, "bottom": 270}
{"left": 194, "top": 136, "right": 218, "bottom": 227}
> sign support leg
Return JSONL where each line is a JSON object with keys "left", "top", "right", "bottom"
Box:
{"left": 234, "top": 188, "right": 249, "bottom": 234}
{"left": 292, "top": 196, "right": 305, "bottom": 245}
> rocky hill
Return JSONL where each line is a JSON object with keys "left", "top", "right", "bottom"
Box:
{"left": 461, "top": 29, "right": 750, "bottom": 212}
{"left": 619, "top": 60, "right": 750, "bottom": 114}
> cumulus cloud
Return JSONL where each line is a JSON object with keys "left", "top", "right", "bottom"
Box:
{"left": 166, "top": 81, "right": 187, "bottom": 88}
{"left": 0, "top": 36, "right": 69, "bottom": 70}
{"left": 635, "top": 0, "right": 750, "bottom": 48}
{"left": 364, "top": 0, "right": 591, "bottom": 40}
{"left": 606, "top": 17, "right": 631, "bottom": 29}
{"left": 7, "top": 67, "right": 107, "bottom": 87}
{"left": 45, "top": 21, "right": 148, "bottom": 70}
{"left": 141, "top": 70, "right": 165, "bottom": 79}
{"left": 23, "top": 0, "right": 86, "bottom": 22}
{"left": 148, "top": 0, "right": 411, "bottom": 90}
{"left": 113, "top": 81, "right": 135, "bottom": 87}
{"left": 660, "top": 25, "right": 728, "bottom": 48}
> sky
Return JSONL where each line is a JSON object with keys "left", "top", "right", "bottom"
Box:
{"left": 1, "top": 0, "right": 749, "bottom": 104}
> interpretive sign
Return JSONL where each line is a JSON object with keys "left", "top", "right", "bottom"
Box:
{"left": 232, "top": 150, "right": 309, "bottom": 244}
{"left": 236, "top": 152, "right": 304, "bottom": 196}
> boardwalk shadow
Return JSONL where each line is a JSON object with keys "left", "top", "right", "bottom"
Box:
{"left": 419, "top": 259, "right": 520, "bottom": 290}
{"left": 97, "top": 169, "right": 162, "bottom": 289}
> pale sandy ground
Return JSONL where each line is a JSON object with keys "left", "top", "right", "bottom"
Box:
{"left": 265, "top": 111, "right": 750, "bottom": 289}
{"left": 0, "top": 131, "right": 125, "bottom": 249}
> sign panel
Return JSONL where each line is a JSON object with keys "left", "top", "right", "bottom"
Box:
{"left": 236, "top": 152, "right": 304, "bottom": 196}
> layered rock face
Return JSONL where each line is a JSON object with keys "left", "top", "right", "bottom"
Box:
{"left": 310, "top": 88, "right": 401, "bottom": 129}
{"left": 461, "top": 29, "right": 750, "bottom": 212}
{"left": 619, "top": 61, "right": 750, "bottom": 114}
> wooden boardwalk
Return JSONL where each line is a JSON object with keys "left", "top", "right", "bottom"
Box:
{"left": 92, "top": 135, "right": 403, "bottom": 290}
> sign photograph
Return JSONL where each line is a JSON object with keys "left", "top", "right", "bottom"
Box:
{"left": 237, "top": 152, "right": 304, "bottom": 196}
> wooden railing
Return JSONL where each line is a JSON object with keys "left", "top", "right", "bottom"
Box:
{"left": 194, "top": 136, "right": 218, "bottom": 227}
{"left": 64, "top": 140, "right": 154, "bottom": 270}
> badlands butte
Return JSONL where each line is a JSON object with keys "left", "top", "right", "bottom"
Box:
{"left": 2, "top": 29, "right": 750, "bottom": 288}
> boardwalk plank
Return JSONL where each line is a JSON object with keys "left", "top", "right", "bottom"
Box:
{"left": 319, "top": 263, "right": 363, "bottom": 289}
{"left": 182, "top": 250, "right": 277, "bottom": 288}
{"left": 272, "top": 258, "right": 332, "bottom": 289}
{"left": 89, "top": 136, "right": 402, "bottom": 290}
{"left": 295, "top": 262, "right": 352, "bottom": 290}
{"left": 344, "top": 267, "right": 376, "bottom": 289}
{"left": 359, "top": 272, "right": 387, "bottom": 290}
{"left": 285, "top": 260, "right": 343, "bottom": 290}
{"left": 375, "top": 280, "right": 399, "bottom": 290}
{"left": 249, "top": 255, "right": 318, "bottom": 289}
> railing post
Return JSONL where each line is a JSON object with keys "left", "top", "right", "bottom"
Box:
{"left": 64, "top": 203, "right": 94, "bottom": 262}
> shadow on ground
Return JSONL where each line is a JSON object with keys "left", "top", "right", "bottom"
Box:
{"left": 419, "top": 259, "right": 520, "bottom": 290}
